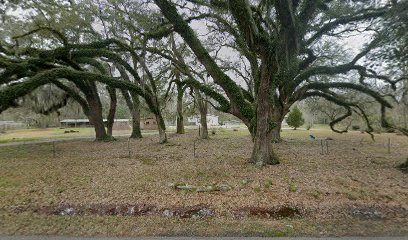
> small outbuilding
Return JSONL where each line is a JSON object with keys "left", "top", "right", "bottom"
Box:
{"left": 60, "top": 119, "right": 131, "bottom": 130}
{"left": 0, "top": 121, "right": 26, "bottom": 130}
{"left": 112, "top": 119, "right": 131, "bottom": 130}
{"left": 187, "top": 114, "right": 219, "bottom": 126}
{"left": 60, "top": 119, "right": 91, "bottom": 128}
{"left": 222, "top": 120, "right": 242, "bottom": 128}
{"left": 141, "top": 117, "right": 158, "bottom": 130}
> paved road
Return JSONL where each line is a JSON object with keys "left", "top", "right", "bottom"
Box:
{"left": 1, "top": 237, "right": 407, "bottom": 240}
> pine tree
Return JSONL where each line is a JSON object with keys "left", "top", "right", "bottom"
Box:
{"left": 287, "top": 106, "right": 305, "bottom": 130}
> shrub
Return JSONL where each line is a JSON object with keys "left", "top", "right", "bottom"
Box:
{"left": 287, "top": 106, "right": 305, "bottom": 130}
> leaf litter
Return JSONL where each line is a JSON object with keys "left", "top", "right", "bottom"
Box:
{"left": 0, "top": 129, "right": 407, "bottom": 235}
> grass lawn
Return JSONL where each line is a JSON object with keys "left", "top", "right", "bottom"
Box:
{"left": 0, "top": 127, "right": 407, "bottom": 237}
{"left": 0, "top": 127, "right": 156, "bottom": 144}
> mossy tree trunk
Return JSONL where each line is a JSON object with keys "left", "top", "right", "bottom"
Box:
{"left": 155, "top": 113, "right": 167, "bottom": 144}
{"left": 199, "top": 102, "right": 208, "bottom": 139}
{"left": 129, "top": 93, "right": 142, "bottom": 138}
{"left": 122, "top": 89, "right": 142, "bottom": 139}
{"left": 117, "top": 64, "right": 143, "bottom": 139}
{"left": 106, "top": 87, "right": 117, "bottom": 137}
{"left": 271, "top": 107, "right": 287, "bottom": 143}
{"left": 85, "top": 84, "right": 109, "bottom": 141}
{"left": 271, "top": 123, "right": 282, "bottom": 142}
{"left": 250, "top": 61, "right": 278, "bottom": 166}
{"left": 176, "top": 81, "right": 185, "bottom": 134}
{"left": 196, "top": 89, "right": 208, "bottom": 139}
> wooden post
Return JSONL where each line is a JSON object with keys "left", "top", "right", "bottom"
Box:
{"left": 127, "top": 138, "right": 131, "bottom": 159}
{"left": 193, "top": 140, "right": 196, "bottom": 158}
{"left": 320, "top": 139, "right": 324, "bottom": 154}
{"left": 387, "top": 138, "right": 391, "bottom": 154}
{"left": 53, "top": 141, "right": 56, "bottom": 158}
{"left": 198, "top": 125, "right": 201, "bottom": 137}
{"left": 326, "top": 140, "right": 329, "bottom": 154}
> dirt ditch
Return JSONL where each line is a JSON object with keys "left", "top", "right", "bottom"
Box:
{"left": 349, "top": 205, "right": 408, "bottom": 220}
{"left": 33, "top": 204, "right": 213, "bottom": 219}
{"left": 32, "top": 204, "right": 305, "bottom": 219}
{"left": 17, "top": 203, "right": 406, "bottom": 221}
{"left": 233, "top": 206, "right": 303, "bottom": 219}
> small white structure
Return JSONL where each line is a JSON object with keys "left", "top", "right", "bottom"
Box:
{"left": 187, "top": 114, "right": 219, "bottom": 126}
{"left": 222, "top": 120, "right": 242, "bottom": 128}
{"left": 60, "top": 119, "right": 130, "bottom": 129}
{"left": 0, "top": 121, "right": 26, "bottom": 130}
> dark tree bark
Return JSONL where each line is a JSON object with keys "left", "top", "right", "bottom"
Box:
{"left": 155, "top": 113, "right": 167, "bottom": 143}
{"left": 176, "top": 81, "right": 185, "bottom": 134}
{"left": 117, "top": 64, "right": 143, "bottom": 139}
{"left": 129, "top": 93, "right": 142, "bottom": 138}
{"left": 271, "top": 123, "right": 282, "bottom": 142}
{"left": 86, "top": 84, "right": 108, "bottom": 141}
{"left": 403, "top": 80, "right": 408, "bottom": 129}
{"left": 196, "top": 89, "right": 208, "bottom": 139}
{"left": 122, "top": 89, "right": 142, "bottom": 138}
{"left": 270, "top": 107, "right": 288, "bottom": 143}
{"left": 106, "top": 87, "right": 117, "bottom": 137}
{"left": 250, "top": 61, "right": 278, "bottom": 165}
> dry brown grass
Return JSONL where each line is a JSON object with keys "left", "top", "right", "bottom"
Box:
{"left": 0, "top": 128, "right": 407, "bottom": 237}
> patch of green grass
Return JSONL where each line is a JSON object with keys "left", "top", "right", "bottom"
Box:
{"left": 264, "top": 179, "right": 273, "bottom": 189}
{"left": 242, "top": 223, "right": 295, "bottom": 237}
{"left": 0, "top": 177, "right": 20, "bottom": 188}
{"left": 140, "top": 158, "right": 155, "bottom": 165}
{"left": 289, "top": 179, "right": 298, "bottom": 193}
{"left": 241, "top": 179, "right": 253, "bottom": 186}
{"left": 0, "top": 144, "right": 53, "bottom": 159}
{"left": 0, "top": 127, "right": 136, "bottom": 144}
{"left": 0, "top": 138, "right": 38, "bottom": 144}
{"left": 345, "top": 191, "right": 360, "bottom": 201}
{"left": 307, "top": 190, "right": 322, "bottom": 199}
{"left": 265, "top": 226, "right": 295, "bottom": 237}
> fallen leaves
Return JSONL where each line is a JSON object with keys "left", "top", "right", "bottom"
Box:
{"left": 0, "top": 128, "right": 407, "bottom": 236}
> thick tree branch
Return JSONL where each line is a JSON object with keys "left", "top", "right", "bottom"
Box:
{"left": 154, "top": 0, "right": 253, "bottom": 122}
{"left": 306, "top": 7, "right": 389, "bottom": 45}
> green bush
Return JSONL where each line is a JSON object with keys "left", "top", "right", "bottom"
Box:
{"left": 287, "top": 106, "right": 305, "bottom": 130}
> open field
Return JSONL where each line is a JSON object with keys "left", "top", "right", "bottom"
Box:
{"left": 0, "top": 128, "right": 102, "bottom": 144}
{"left": 0, "top": 124, "right": 331, "bottom": 144}
{"left": 0, "top": 128, "right": 407, "bottom": 237}
{"left": 0, "top": 127, "right": 158, "bottom": 144}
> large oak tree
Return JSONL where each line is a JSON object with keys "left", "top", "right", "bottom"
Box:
{"left": 153, "top": 0, "right": 402, "bottom": 165}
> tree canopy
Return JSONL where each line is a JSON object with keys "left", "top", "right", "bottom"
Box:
{"left": 0, "top": 0, "right": 407, "bottom": 165}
